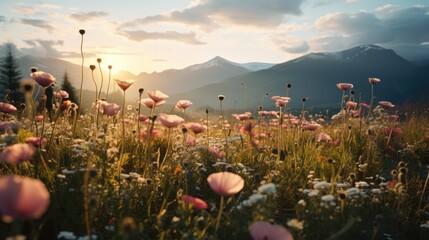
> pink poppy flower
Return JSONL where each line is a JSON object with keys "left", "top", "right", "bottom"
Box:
{"left": 331, "top": 138, "right": 341, "bottom": 147}
{"left": 34, "top": 115, "right": 44, "bottom": 122}
{"left": 26, "top": 137, "right": 47, "bottom": 147}
{"left": 114, "top": 79, "right": 135, "bottom": 91}
{"left": 275, "top": 99, "right": 289, "bottom": 108}
{"left": 182, "top": 195, "right": 208, "bottom": 211}
{"left": 147, "top": 90, "right": 169, "bottom": 103}
{"left": 207, "top": 172, "right": 244, "bottom": 196}
{"left": 351, "top": 109, "right": 361, "bottom": 118}
{"left": 0, "top": 121, "right": 18, "bottom": 131}
{"left": 53, "top": 90, "right": 69, "bottom": 99}
{"left": 317, "top": 133, "right": 332, "bottom": 142}
{"left": 235, "top": 113, "right": 251, "bottom": 121}
{"left": 369, "top": 77, "right": 381, "bottom": 85}
{"left": 258, "top": 111, "right": 270, "bottom": 117}
{"left": 139, "top": 98, "right": 166, "bottom": 109}
{"left": 346, "top": 101, "right": 357, "bottom": 109}
{"left": 385, "top": 128, "right": 403, "bottom": 137}
{"left": 389, "top": 115, "right": 399, "bottom": 121}
{"left": 100, "top": 102, "right": 121, "bottom": 116}
{"left": 31, "top": 71, "right": 56, "bottom": 88}
{"left": 185, "top": 134, "right": 196, "bottom": 146}
{"left": 183, "top": 122, "right": 207, "bottom": 134}
{"left": 209, "top": 146, "right": 224, "bottom": 159}
{"left": 249, "top": 221, "right": 293, "bottom": 240}
{"left": 0, "top": 143, "right": 36, "bottom": 164}
{"left": 240, "top": 123, "right": 253, "bottom": 134}
{"left": 250, "top": 139, "right": 260, "bottom": 148}
{"left": 140, "top": 128, "right": 159, "bottom": 140}
{"left": 0, "top": 102, "right": 17, "bottom": 114}
{"left": 0, "top": 175, "right": 50, "bottom": 223}
{"left": 137, "top": 114, "right": 148, "bottom": 121}
{"left": 158, "top": 113, "right": 184, "bottom": 128}
{"left": 175, "top": 100, "right": 193, "bottom": 110}
{"left": 336, "top": 83, "right": 354, "bottom": 91}
{"left": 302, "top": 123, "right": 322, "bottom": 131}
{"left": 379, "top": 101, "right": 395, "bottom": 108}
{"left": 359, "top": 103, "right": 369, "bottom": 109}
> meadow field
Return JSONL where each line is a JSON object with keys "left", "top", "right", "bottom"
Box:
{"left": 1, "top": 41, "right": 429, "bottom": 240}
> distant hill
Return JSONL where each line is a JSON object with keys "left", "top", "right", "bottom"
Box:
{"left": 2, "top": 45, "right": 427, "bottom": 112}
{"left": 172, "top": 45, "right": 428, "bottom": 110}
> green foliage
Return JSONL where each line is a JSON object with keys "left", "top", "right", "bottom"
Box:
{"left": 61, "top": 71, "right": 79, "bottom": 104}
{"left": 0, "top": 93, "right": 428, "bottom": 239}
{"left": 0, "top": 43, "right": 23, "bottom": 105}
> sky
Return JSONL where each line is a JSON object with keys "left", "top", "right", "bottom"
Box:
{"left": 0, "top": 0, "right": 428, "bottom": 74}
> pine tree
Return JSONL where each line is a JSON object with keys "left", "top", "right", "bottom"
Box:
{"left": 0, "top": 43, "right": 23, "bottom": 105}
{"left": 61, "top": 71, "right": 79, "bottom": 104}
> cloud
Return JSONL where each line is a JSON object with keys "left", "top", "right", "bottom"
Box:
{"left": 20, "top": 39, "right": 95, "bottom": 58}
{"left": 121, "top": 0, "right": 305, "bottom": 31}
{"left": 152, "top": 59, "right": 168, "bottom": 62}
{"left": 70, "top": 11, "right": 109, "bottom": 22}
{"left": 12, "top": 6, "right": 37, "bottom": 14}
{"left": 117, "top": 30, "right": 204, "bottom": 45}
{"left": 0, "top": 16, "right": 5, "bottom": 22}
{"left": 20, "top": 18, "right": 55, "bottom": 32}
{"left": 271, "top": 34, "right": 310, "bottom": 53}
{"left": 311, "top": 5, "right": 429, "bottom": 54}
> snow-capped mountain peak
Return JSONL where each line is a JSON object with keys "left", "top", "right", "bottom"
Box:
{"left": 185, "top": 56, "right": 236, "bottom": 71}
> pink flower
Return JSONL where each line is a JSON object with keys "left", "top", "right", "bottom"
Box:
{"left": 184, "top": 122, "right": 207, "bottom": 134}
{"left": 99, "top": 101, "right": 121, "bottom": 116}
{"left": 249, "top": 221, "right": 293, "bottom": 240}
{"left": 331, "top": 138, "right": 341, "bottom": 146}
{"left": 234, "top": 113, "right": 251, "bottom": 121}
{"left": 147, "top": 90, "right": 169, "bottom": 103}
{"left": 389, "top": 115, "right": 399, "bottom": 121}
{"left": 114, "top": 79, "right": 135, "bottom": 91}
{"left": 359, "top": 103, "right": 369, "bottom": 109}
{"left": 0, "top": 121, "right": 19, "bottom": 131}
{"left": 302, "top": 123, "right": 322, "bottom": 131}
{"left": 53, "top": 90, "right": 69, "bottom": 99}
{"left": 26, "top": 137, "right": 47, "bottom": 147}
{"left": 0, "top": 102, "right": 17, "bottom": 114}
{"left": 34, "top": 115, "right": 44, "bottom": 122}
{"left": 158, "top": 113, "right": 184, "bottom": 128}
{"left": 250, "top": 139, "right": 260, "bottom": 148}
{"left": 346, "top": 101, "right": 357, "bottom": 109}
{"left": 139, "top": 98, "right": 166, "bottom": 109}
{"left": 31, "top": 71, "right": 56, "bottom": 88}
{"left": 207, "top": 172, "right": 244, "bottom": 196}
{"left": 336, "top": 83, "right": 354, "bottom": 91}
{"left": 175, "top": 100, "right": 193, "bottom": 110}
{"left": 182, "top": 195, "right": 208, "bottom": 210}
{"left": 185, "top": 134, "right": 196, "bottom": 146}
{"left": 137, "top": 114, "right": 148, "bottom": 121}
{"left": 0, "top": 175, "right": 50, "bottom": 222}
{"left": 140, "top": 128, "right": 159, "bottom": 140}
{"left": 317, "top": 133, "right": 332, "bottom": 142}
{"left": 369, "top": 77, "right": 381, "bottom": 85}
{"left": 379, "top": 101, "right": 395, "bottom": 108}
{"left": 0, "top": 143, "right": 36, "bottom": 164}
{"left": 209, "top": 146, "right": 224, "bottom": 159}
{"left": 385, "top": 128, "right": 403, "bottom": 137}
{"left": 240, "top": 123, "right": 253, "bottom": 134}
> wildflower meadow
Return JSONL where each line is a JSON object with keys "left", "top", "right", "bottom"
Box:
{"left": 0, "top": 29, "right": 429, "bottom": 240}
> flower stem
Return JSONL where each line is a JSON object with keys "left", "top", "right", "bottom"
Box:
{"left": 74, "top": 33, "right": 84, "bottom": 135}
{"left": 118, "top": 90, "right": 126, "bottom": 177}
{"left": 215, "top": 196, "right": 224, "bottom": 233}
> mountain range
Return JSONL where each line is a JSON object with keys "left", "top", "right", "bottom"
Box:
{"left": 7, "top": 45, "right": 429, "bottom": 110}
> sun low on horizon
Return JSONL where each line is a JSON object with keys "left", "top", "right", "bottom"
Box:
{"left": 1, "top": 0, "right": 428, "bottom": 75}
